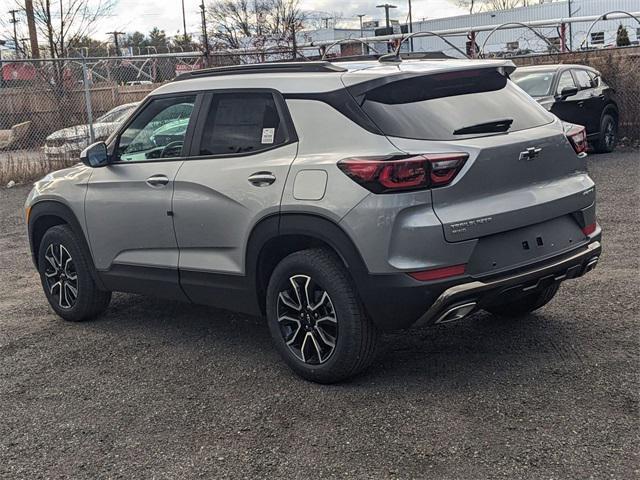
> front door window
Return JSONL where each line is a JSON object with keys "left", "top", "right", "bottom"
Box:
{"left": 116, "top": 95, "right": 196, "bottom": 162}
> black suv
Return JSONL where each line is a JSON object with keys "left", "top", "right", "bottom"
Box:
{"left": 511, "top": 64, "right": 618, "bottom": 152}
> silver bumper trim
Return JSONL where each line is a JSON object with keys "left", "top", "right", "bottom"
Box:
{"left": 422, "top": 241, "right": 601, "bottom": 324}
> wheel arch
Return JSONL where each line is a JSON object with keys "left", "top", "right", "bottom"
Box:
{"left": 28, "top": 201, "right": 105, "bottom": 289}
{"left": 247, "top": 213, "right": 370, "bottom": 315}
{"left": 602, "top": 102, "right": 619, "bottom": 123}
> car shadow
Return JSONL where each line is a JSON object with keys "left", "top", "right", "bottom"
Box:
{"left": 82, "top": 292, "right": 583, "bottom": 390}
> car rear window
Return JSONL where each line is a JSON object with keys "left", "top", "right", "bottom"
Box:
{"left": 357, "top": 69, "right": 554, "bottom": 141}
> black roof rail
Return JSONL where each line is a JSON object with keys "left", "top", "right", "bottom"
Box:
{"left": 173, "top": 61, "right": 347, "bottom": 81}
{"left": 327, "top": 51, "right": 456, "bottom": 63}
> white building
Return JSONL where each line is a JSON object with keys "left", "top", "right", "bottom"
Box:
{"left": 299, "top": 0, "right": 639, "bottom": 57}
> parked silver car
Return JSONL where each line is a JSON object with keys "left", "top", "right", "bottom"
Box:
{"left": 26, "top": 60, "right": 601, "bottom": 383}
{"left": 44, "top": 102, "right": 139, "bottom": 161}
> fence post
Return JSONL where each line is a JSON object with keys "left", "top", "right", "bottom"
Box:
{"left": 560, "top": 23, "right": 567, "bottom": 52}
{"left": 81, "top": 57, "right": 95, "bottom": 143}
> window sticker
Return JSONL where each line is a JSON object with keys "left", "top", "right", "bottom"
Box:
{"left": 261, "top": 128, "right": 275, "bottom": 144}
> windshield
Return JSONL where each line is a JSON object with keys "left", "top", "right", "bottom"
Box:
{"left": 357, "top": 69, "right": 553, "bottom": 141}
{"left": 96, "top": 105, "right": 136, "bottom": 124}
{"left": 510, "top": 70, "right": 555, "bottom": 97}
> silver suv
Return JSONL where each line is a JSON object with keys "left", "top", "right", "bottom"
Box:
{"left": 26, "top": 60, "right": 601, "bottom": 383}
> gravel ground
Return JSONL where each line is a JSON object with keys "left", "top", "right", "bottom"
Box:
{"left": 1, "top": 150, "right": 638, "bottom": 479}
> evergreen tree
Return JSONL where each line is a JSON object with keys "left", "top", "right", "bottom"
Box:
{"left": 616, "top": 24, "right": 630, "bottom": 47}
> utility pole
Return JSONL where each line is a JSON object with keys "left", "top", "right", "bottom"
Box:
{"left": 356, "top": 14, "right": 365, "bottom": 37}
{"left": 567, "top": 0, "right": 573, "bottom": 50}
{"left": 199, "top": 1, "right": 209, "bottom": 63}
{"left": 20, "top": 37, "right": 29, "bottom": 57}
{"left": 291, "top": 19, "right": 296, "bottom": 60}
{"left": 181, "top": 0, "right": 187, "bottom": 39}
{"left": 9, "top": 9, "right": 19, "bottom": 57}
{"left": 407, "top": 0, "right": 413, "bottom": 52}
{"left": 356, "top": 14, "right": 366, "bottom": 55}
{"left": 321, "top": 17, "right": 332, "bottom": 29}
{"left": 376, "top": 4, "right": 397, "bottom": 29}
{"left": 107, "top": 31, "right": 124, "bottom": 56}
{"left": 24, "top": 0, "right": 40, "bottom": 58}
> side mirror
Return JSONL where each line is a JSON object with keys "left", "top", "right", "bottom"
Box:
{"left": 557, "top": 86, "right": 579, "bottom": 101}
{"left": 80, "top": 141, "right": 109, "bottom": 167}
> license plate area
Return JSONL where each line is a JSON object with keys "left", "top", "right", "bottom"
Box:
{"left": 466, "top": 215, "right": 586, "bottom": 276}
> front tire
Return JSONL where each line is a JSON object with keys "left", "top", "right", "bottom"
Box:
{"left": 38, "top": 225, "right": 111, "bottom": 322}
{"left": 266, "top": 249, "right": 378, "bottom": 383}
{"left": 485, "top": 284, "right": 559, "bottom": 318}
{"left": 593, "top": 113, "right": 617, "bottom": 153}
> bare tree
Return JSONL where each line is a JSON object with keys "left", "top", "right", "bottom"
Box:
{"left": 30, "top": 0, "right": 116, "bottom": 58}
{"left": 484, "top": 0, "right": 523, "bottom": 10}
{"left": 456, "top": 0, "right": 479, "bottom": 15}
{"left": 457, "top": 0, "right": 530, "bottom": 14}
{"left": 207, "top": 0, "right": 304, "bottom": 50}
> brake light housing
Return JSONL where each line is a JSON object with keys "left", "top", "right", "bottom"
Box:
{"left": 564, "top": 124, "right": 588, "bottom": 156}
{"left": 408, "top": 264, "right": 467, "bottom": 282}
{"left": 582, "top": 222, "right": 597, "bottom": 236}
{"left": 337, "top": 153, "right": 468, "bottom": 194}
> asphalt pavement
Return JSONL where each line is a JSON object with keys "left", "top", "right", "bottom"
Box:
{"left": 0, "top": 149, "right": 638, "bottom": 479}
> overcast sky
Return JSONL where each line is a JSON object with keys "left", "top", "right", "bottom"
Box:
{"left": 100, "top": 0, "right": 465, "bottom": 40}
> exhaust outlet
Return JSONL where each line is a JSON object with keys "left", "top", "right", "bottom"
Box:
{"left": 435, "top": 302, "right": 477, "bottom": 324}
{"left": 584, "top": 256, "right": 599, "bottom": 274}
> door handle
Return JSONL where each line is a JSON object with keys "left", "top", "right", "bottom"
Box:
{"left": 577, "top": 101, "right": 584, "bottom": 107}
{"left": 146, "top": 175, "right": 169, "bottom": 187}
{"left": 248, "top": 172, "right": 276, "bottom": 187}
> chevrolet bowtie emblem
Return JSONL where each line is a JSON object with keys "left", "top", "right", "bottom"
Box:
{"left": 519, "top": 147, "right": 542, "bottom": 161}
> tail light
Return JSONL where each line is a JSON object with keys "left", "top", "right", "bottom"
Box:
{"left": 564, "top": 124, "right": 588, "bottom": 156}
{"left": 337, "top": 153, "right": 468, "bottom": 194}
{"left": 582, "top": 222, "right": 597, "bottom": 236}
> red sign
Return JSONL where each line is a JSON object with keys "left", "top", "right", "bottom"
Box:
{"left": 2, "top": 62, "right": 37, "bottom": 81}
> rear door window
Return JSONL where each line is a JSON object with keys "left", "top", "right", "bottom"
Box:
{"left": 586, "top": 70, "right": 600, "bottom": 87}
{"left": 196, "top": 92, "right": 287, "bottom": 156}
{"left": 573, "top": 69, "right": 593, "bottom": 90}
{"left": 356, "top": 69, "right": 553, "bottom": 141}
{"left": 556, "top": 70, "right": 576, "bottom": 94}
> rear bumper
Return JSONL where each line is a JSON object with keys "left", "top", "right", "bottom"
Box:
{"left": 418, "top": 239, "right": 601, "bottom": 325}
{"left": 358, "top": 238, "right": 601, "bottom": 331}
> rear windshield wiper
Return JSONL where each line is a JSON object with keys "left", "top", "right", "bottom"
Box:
{"left": 453, "top": 118, "right": 514, "bottom": 135}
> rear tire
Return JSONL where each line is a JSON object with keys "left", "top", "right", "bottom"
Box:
{"left": 485, "top": 284, "right": 559, "bottom": 318}
{"left": 266, "top": 248, "right": 378, "bottom": 383}
{"left": 38, "top": 225, "right": 111, "bottom": 322}
{"left": 593, "top": 113, "right": 617, "bottom": 153}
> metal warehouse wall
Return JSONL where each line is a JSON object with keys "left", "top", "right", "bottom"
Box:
{"left": 411, "top": 0, "right": 640, "bottom": 54}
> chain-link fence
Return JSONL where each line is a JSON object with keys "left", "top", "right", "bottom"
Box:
{"left": 1, "top": 41, "right": 638, "bottom": 184}
{"left": 0, "top": 54, "right": 204, "bottom": 183}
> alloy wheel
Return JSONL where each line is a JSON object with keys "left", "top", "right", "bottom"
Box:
{"left": 604, "top": 121, "right": 616, "bottom": 149}
{"left": 276, "top": 274, "right": 338, "bottom": 364}
{"left": 44, "top": 243, "right": 78, "bottom": 309}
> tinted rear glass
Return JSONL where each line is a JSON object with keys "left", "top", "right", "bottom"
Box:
{"left": 198, "top": 92, "right": 284, "bottom": 156}
{"left": 358, "top": 69, "right": 553, "bottom": 141}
